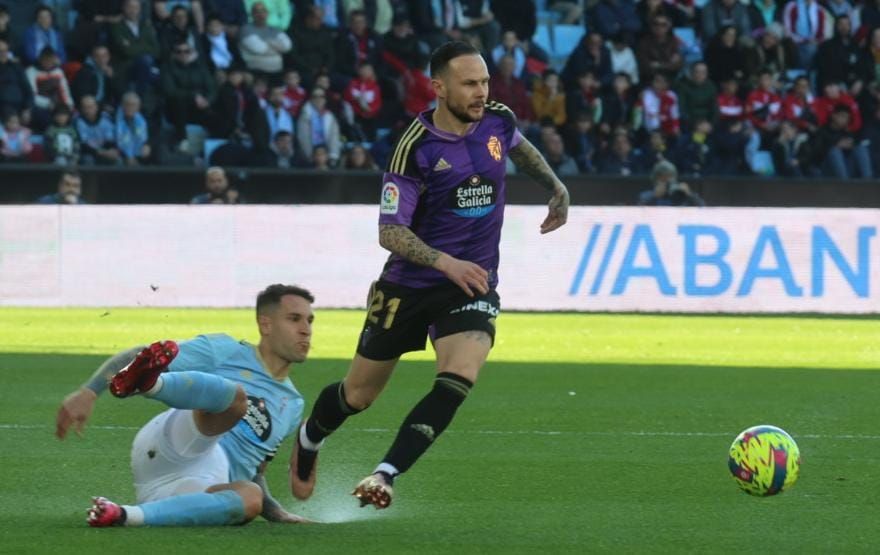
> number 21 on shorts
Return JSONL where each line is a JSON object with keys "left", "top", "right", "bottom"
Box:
{"left": 367, "top": 283, "right": 401, "bottom": 330}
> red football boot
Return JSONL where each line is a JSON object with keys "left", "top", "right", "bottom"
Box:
{"left": 109, "top": 340, "right": 178, "bottom": 398}
{"left": 87, "top": 497, "right": 125, "bottom": 527}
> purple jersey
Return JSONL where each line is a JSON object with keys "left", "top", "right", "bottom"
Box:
{"left": 378, "top": 101, "right": 521, "bottom": 288}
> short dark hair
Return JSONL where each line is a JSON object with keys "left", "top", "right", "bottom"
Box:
{"left": 430, "top": 41, "right": 480, "bottom": 77}
{"left": 256, "top": 284, "right": 315, "bottom": 315}
{"left": 58, "top": 168, "right": 81, "bottom": 184}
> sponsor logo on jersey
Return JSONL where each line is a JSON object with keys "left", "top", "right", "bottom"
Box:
{"left": 487, "top": 135, "right": 502, "bottom": 161}
{"left": 433, "top": 157, "right": 452, "bottom": 171}
{"left": 380, "top": 182, "right": 400, "bottom": 214}
{"left": 241, "top": 396, "right": 272, "bottom": 442}
{"left": 450, "top": 174, "right": 497, "bottom": 218}
{"left": 449, "top": 300, "right": 500, "bottom": 317}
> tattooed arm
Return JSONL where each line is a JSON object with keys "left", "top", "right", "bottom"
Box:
{"left": 255, "top": 461, "right": 309, "bottom": 523}
{"left": 508, "top": 136, "right": 570, "bottom": 234}
{"left": 379, "top": 224, "right": 488, "bottom": 297}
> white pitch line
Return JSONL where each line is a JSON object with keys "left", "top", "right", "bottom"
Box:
{"left": 5, "top": 423, "right": 880, "bottom": 440}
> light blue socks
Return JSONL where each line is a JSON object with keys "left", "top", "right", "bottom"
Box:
{"left": 124, "top": 490, "right": 246, "bottom": 526}
{"left": 146, "top": 371, "right": 237, "bottom": 413}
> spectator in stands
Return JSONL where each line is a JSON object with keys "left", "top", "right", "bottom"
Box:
{"left": 382, "top": 49, "right": 435, "bottom": 119}
{"left": 408, "top": 0, "right": 459, "bottom": 50}
{"left": 116, "top": 91, "right": 151, "bottom": 165}
{"left": 26, "top": 47, "right": 73, "bottom": 133}
{"left": 244, "top": 0, "right": 291, "bottom": 31}
{"left": 154, "top": 1, "right": 205, "bottom": 32}
{"left": 547, "top": 0, "right": 583, "bottom": 24}
{"left": 310, "top": 143, "right": 331, "bottom": 170}
{"left": 0, "top": 111, "right": 33, "bottom": 162}
{"left": 44, "top": 105, "right": 80, "bottom": 166}
{"left": 711, "top": 118, "right": 750, "bottom": 174}
{"left": 676, "top": 61, "right": 717, "bottom": 130}
{"left": 23, "top": 5, "right": 67, "bottom": 66}
{"left": 489, "top": 0, "right": 537, "bottom": 46}
{"left": 716, "top": 77, "right": 745, "bottom": 122}
{"left": 266, "top": 84, "right": 294, "bottom": 139}
{"left": 637, "top": 0, "right": 676, "bottom": 29}
{"left": 782, "top": 75, "right": 818, "bottom": 132}
{"left": 290, "top": 5, "right": 336, "bottom": 86}
{"left": 297, "top": 87, "right": 341, "bottom": 166}
{"left": 636, "top": 14, "right": 683, "bottom": 84}
{"left": 162, "top": 38, "right": 216, "bottom": 147}
{"left": 266, "top": 129, "right": 295, "bottom": 168}
{"left": 0, "top": 39, "right": 33, "bottom": 122}
{"left": 343, "top": 63, "right": 382, "bottom": 140}
{"left": 75, "top": 95, "right": 120, "bottom": 166}
{"left": 639, "top": 129, "right": 670, "bottom": 167}
{"left": 564, "top": 111, "right": 596, "bottom": 173}
{"left": 808, "top": 104, "right": 872, "bottom": 177}
{"left": 815, "top": 15, "right": 863, "bottom": 94}
{"left": 675, "top": 118, "right": 713, "bottom": 176}
{"left": 335, "top": 10, "right": 383, "bottom": 79}
{"left": 342, "top": 143, "right": 379, "bottom": 170}
{"left": 454, "top": 0, "right": 501, "bottom": 53}
{"left": 70, "top": 1, "right": 124, "bottom": 58}
{"left": 209, "top": 63, "right": 268, "bottom": 150}
{"left": 588, "top": 0, "right": 642, "bottom": 46}
{"left": 747, "top": 0, "right": 782, "bottom": 35}
{"left": 607, "top": 33, "right": 638, "bottom": 86}
{"left": 191, "top": 166, "right": 242, "bottom": 203}
{"left": 862, "top": 102, "right": 880, "bottom": 175}
{"left": 160, "top": 5, "right": 204, "bottom": 62}
{"left": 383, "top": 12, "right": 428, "bottom": 70}
{"left": 770, "top": 119, "right": 809, "bottom": 176}
{"left": 600, "top": 72, "right": 635, "bottom": 137}
{"left": 110, "top": 0, "right": 161, "bottom": 94}
{"left": 598, "top": 130, "right": 642, "bottom": 175}
{"left": 566, "top": 70, "right": 601, "bottom": 128}
{"left": 37, "top": 169, "right": 86, "bottom": 204}
{"left": 532, "top": 69, "right": 566, "bottom": 127}
{"left": 863, "top": 28, "right": 880, "bottom": 111}
{"left": 701, "top": 0, "right": 751, "bottom": 41}
{"left": 491, "top": 31, "right": 527, "bottom": 80}
{"left": 202, "top": 13, "right": 244, "bottom": 74}
{"left": 743, "top": 23, "right": 798, "bottom": 87}
{"left": 115, "top": 91, "right": 152, "bottom": 166}
{"left": 561, "top": 32, "right": 613, "bottom": 91}
{"left": 204, "top": 0, "right": 247, "bottom": 37}
{"left": 782, "top": 0, "right": 832, "bottom": 71}
{"left": 745, "top": 69, "right": 783, "bottom": 143}
{"left": 282, "top": 69, "right": 306, "bottom": 117}
{"left": 814, "top": 81, "right": 862, "bottom": 133}
{"left": 704, "top": 25, "right": 746, "bottom": 86}
{"left": 636, "top": 72, "right": 680, "bottom": 140}
{"left": 490, "top": 54, "right": 534, "bottom": 125}
{"left": 541, "top": 131, "right": 579, "bottom": 176}
{"left": 638, "top": 160, "right": 705, "bottom": 206}
{"left": 72, "top": 45, "right": 121, "bottom": 112}
{"left": 240, "top": 1, "right": 292, "bottom": 75}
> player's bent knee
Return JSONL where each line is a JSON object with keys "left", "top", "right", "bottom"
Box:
{"left": 236, "top": 481, "right": 263, "bottom": 522}
{"left": 342, "top": 384, "right": 378, "bottom": 411}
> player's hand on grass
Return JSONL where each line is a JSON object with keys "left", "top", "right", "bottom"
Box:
{"left": 265, "top": 508, "right": 314, "bottom": 524}
{"left": 541, "top": 184, "right": 569, "bottom": 234}
{"left": 434, "top": 253, "right": 489, "bottom": 297}
{"left": 56, "top": 388, "right": 97, "bottom": 440}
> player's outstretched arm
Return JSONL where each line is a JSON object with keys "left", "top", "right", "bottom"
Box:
{"left": 379, "top": 224, "right": 489, "bottom": 297}
{"left": 55, "top": 345, "right": 144, "bottom": 440}
{"left": 508, "top": 137, "right": 570, "bottom": 234}
{"left": 254, "top": 463, "right": 310, "bottom": 523}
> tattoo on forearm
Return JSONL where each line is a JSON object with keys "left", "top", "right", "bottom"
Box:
{"left": 379, "top": 224, "right": 441, "bottom": 267}
{"left": 84, "top": 346, "right": 144, "bottom": 395}
{"left": 508, "top": 139, "right": 562, "bottom": 192}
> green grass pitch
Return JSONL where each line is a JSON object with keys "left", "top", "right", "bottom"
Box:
{"left": 1, "top": 308, "right": 878, "bottom": 553}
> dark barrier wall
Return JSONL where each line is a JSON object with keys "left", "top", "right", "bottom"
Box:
{"left": 3, "top": 165, "right": 880, "bottom": 207}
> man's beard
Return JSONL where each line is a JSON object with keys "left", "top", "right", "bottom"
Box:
{"left": 447, "top": 99, "right": 483, "bottom": 124}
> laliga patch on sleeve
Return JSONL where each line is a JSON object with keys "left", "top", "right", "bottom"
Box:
{"left": 380, "top": 182, "right": 400, "bottom": 214}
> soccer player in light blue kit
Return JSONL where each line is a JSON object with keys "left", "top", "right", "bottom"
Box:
{"left": 55, "top": 284, "right": 314, "bottom": 527}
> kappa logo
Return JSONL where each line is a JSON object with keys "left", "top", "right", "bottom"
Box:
{"left": 487, "top": 135, "right": 502, "bottom": 161}
{"left": 380, "top": 182, "right": 400, "bottom": 214}
{"left": 433, "top": 157, "right": 452, "bottom": 171}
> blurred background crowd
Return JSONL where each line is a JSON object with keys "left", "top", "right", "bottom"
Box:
{"left": 2, "top": 0, "right": 880, "bottom": 180}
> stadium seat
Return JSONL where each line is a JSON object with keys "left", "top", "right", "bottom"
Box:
{"left": 553, "top": 24, "right": 585, "bottom": 58}
{"left": 533, "top": 24, "right": 554, "bottom": 58}
{"left": 674, "top": 27, "right": 702, "bottom": 65}
{"left": 204, "top": 139, "right": 227, "bottom": 162}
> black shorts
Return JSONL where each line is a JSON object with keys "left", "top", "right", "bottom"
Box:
{"left": 356, "top": 279, "right": 501, "bottom": 361}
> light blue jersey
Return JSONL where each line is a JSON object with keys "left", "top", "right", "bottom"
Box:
{"left": 167, "top": 334, "right": 304, "bottom": 482}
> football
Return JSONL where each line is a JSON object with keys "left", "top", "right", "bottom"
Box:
{"left": 728, "top": 425, "right": 801, "bottom": 496}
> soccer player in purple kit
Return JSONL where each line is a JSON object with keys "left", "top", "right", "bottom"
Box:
{"left": 290, "top": 41, "right": 571, "bottom": 509}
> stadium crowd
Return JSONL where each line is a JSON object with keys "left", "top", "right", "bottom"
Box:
{"left": 1, "top": 0, "right": 880, "bottom": 178}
